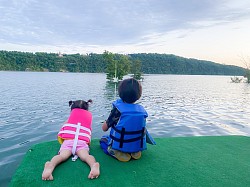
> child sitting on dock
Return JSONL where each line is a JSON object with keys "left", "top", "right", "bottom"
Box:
{"left": 42, "top": 100, "right": 100, "bottom": 180}
{"left": 100, "top": 78, "right": 150, "bottom": 162}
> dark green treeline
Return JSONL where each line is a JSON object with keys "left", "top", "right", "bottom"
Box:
{"left": 0, "top": 50, "right": 245, "bottom": 75}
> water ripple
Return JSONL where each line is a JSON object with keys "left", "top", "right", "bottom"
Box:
{"left": 0, "top": 72, "right": 250, "bottom": 186}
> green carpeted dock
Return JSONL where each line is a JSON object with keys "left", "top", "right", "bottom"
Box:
{"left": 10, "top": 136, "right": 250, "bottom": 187}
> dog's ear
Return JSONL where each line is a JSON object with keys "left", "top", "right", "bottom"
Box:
{"left": 69, "top": 100, "right": 73, "bottom": 107}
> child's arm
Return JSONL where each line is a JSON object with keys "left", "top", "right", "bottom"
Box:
{"left": 102, "top": 121, "right": 109, "bottom": 132}
{"left": 102, "top": 107, "right": 120, "bottom": 132}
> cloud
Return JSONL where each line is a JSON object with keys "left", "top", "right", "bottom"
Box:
{"left": 0, "top": 0, "right": 250, "bottom": 67}
{"left": 1, "top": 0, "right": 249, "bottom": 45}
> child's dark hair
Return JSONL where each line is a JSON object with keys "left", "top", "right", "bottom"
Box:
{"left": 69, "top": 99, "right": 93, "bottom": 111}
{"left": 118, "top": 78, "right": 142, "bottom": 103}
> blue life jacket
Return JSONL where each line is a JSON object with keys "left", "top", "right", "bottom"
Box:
{"left": 109, "top": 99, "right": 148, "bottom": 153}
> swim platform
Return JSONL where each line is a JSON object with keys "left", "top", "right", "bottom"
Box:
{"left": 10, "top": 136, "right": 250, "bottom": 187}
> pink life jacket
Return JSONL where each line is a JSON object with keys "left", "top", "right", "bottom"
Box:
{"left": 58, "top": 108, "right": 92, "bottom": 144}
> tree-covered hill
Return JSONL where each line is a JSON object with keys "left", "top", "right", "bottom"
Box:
{"left": 129, "top": 53, "right": 245, "bottom": 75}
{"left": 0, "top": 50, "right": 245, "bottom": 76}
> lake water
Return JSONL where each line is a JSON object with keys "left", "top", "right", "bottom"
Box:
{"left": 0, "top": 71, "right": 250, "bottom": 186}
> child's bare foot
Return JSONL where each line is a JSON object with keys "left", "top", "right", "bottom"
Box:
{"left": 88, "top": 162, "right": 100, "bottom": 179}
{"left": 42, "top": 161, "right": 55, "bottom": 180}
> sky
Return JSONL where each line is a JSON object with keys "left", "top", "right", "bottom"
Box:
{"left": 0, "top": 0, "right": 250, "bottom": 68}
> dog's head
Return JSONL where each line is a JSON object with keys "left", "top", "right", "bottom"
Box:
{"left": 69, "top": 99, "right": 93, "bottom": 111}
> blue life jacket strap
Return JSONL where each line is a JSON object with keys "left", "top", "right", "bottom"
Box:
{"left": 110, "top": 127, "right": 145, "bottom": 148}
{"left": 112, "top": 125, "right": 144, "bottom": 135}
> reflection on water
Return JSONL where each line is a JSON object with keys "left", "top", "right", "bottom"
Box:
{"left": 0, "top": 72, "right": 250, "bottom": 186}
{"left": 104, "top": 81, "right": 119, "bottom": 103}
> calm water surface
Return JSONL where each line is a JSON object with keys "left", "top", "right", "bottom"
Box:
{"left": 0, "top": 71, "right": 250, "bottom": 186}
